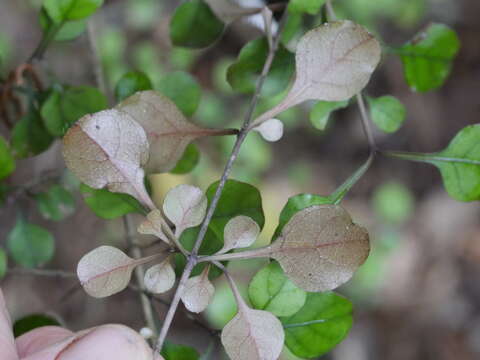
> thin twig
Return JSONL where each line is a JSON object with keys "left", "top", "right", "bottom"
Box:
{"left": 87, "top": 18, "right": 109, "bottom": 101}
{"left": 154, "top": 12, "right": 290, "bottom": 353}
{"left": 356, "top": 93, "right": 377, "bottom": 152}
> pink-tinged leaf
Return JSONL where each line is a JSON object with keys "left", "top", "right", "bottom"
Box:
{"left": 270, "top": 205, "right": 370, "bottom": 292}
{"left": 163, "top": 184, "right": 207, "bottom": 237}
{"left": 137, "top": 209, "right": 170, "bottom": 245}
{"left": 144, "top": 258, "right": 176, "bottom": 294}
{"left": 181, "top": 266, "right": 215, "bottom": 313}
{"left": 116, "top": 91, "right": 232, "bottom": 173}
{"left": 218, "top": 215, "right": 260, "bottom": 254}
{"left": 62, "top": 109, "right": 154, "bottom": 209}
{"left": 77, "top": 246, "right": 157, "bottom": 298}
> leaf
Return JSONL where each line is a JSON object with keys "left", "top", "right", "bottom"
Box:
{"left": 310, "top": 100, "right": 349, "bottom": 131}
{"left": 144, "top": 258, "right": 176, "bottom": 294}
{"left": 203, "top": 0, "right": 253, "bottom": 23}
{"left": 39, "top": 8, "right": 86, "bottom": 42}
{"left": 158, "top": 71, "right": 202, "bottom": 117}
{"left": 253, "top": 118, "right": 283, "bottom": 142}
{"left": 252, "top": 21, "right": 381, "bottom": 127}
{"left": 7, "top": 218, "right": 55, "bottom": 268}
{"left": 115, "top": 71, "right": 153, "bottom": 101}
{"left": 0, "top": 135, "right": 15, "bottom": 180}
{"left": 13, "top": 314, "right": 61, "bottom": 338}
{"left": 138, "top": 209, "right": 170, "bottom": 245}
{"left": 269, "top": 205, "right": 370, "bottom": 292}
{"left": 62, "top": 109, "right": 153, "bottom": 208}
{"left": 116, "top": 91, "right": 224, "bottom": 173}
{"left": 248, "top": 261, "right": 306, "bottom": 317}
{"left": 227, "top": 38, "right": 295, "bottom": 97}
{"left": 41, "top": 86, "right": 108, "bottom": 137}
{"left": 176, "top": 179, "right": 264, "bottom": 277}
{"left": 161, "top": 342, "right": 199, "bottom": 360}
{"left": 288, "top": 0, "right": 326, "bottom": 15}
{"left": 368, "top": 95, "right": 406, "bottom": 133}
{"left": 282, "top": 292, "right": 353, "bottom": 358}
{"left": 36, "top": 184, "right": 76, "bottom": 221}
{"left": 399, "top": 23, "right": 460, "bottom": 92}
{"left": 43, "top": 0, "right": 104, "bottom": 22}
{"left": 80, "top": 184, "right": 146, "bottom": 219}
{"left": 181, "top": 266, "right": 215, "bottom": 313}
{"left": 170, "top": 0, "right": 225, "bottom": 49}
{"left": 221, "top": 305, "right": 284, "bottom": 360}
{"left": 170, "top": 143, "right": 200, "bottom": 174}
{"left": 373, "top": 181, "right": 414, "bottom": 224}
{"left": 0, "top": 248, "right": 7, "bottom": 279}
{"left": 11, "top": 110, "right": 54, "bottom": 159}
{"left": 163, "top": 184, "right": 207, "bottom": 237}
{"left": 77, "top": 245, "right": 156, "bottom": 298}
{"left": 219, "top": 215, "right": 260, "bottom": 254}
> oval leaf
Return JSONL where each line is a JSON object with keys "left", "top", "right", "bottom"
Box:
{"left": 221, "top": 306, "right": 284, "bottom": 360}
{"left": 254, "top": 118, "right": 283, "bottom": 142}
{"left": 144, "top": 259, "right": 176, "bottom": 294}
{"left": 116, "top": 91, "right": 223, "bottom": 173}
{"left": 368, "top": 95, "right": 406, "bottom": 133}
{"left": 138, "top": 209, "right": 170, "bottom": 245}
{"left": 77, "top": 246, "right": 153, "bottom": 298}
{"left": 181, "top": 266, "right": 215, "bottom": 313}
{"left": 270, "top": 205, "right": 370, "bottom": 292}
{"left": 220, "top": 215, "right": 260, "bottom": 254}
{"left": 249, "top": 261, "right": 306, "bottom": 317}
{"left": 62, "top": 109, "right": 152, "bottom": 207}
{"left": 163, "top": 184, "right": 207, "bottom": 237}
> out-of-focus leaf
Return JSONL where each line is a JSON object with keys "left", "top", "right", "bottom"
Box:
{"left": 13, "top": 313, "right": 61, "bottom": 338}
{"left": 36, "top": 184, "right": 75, "bottom": 221}
{"left": 41, "top": 86, "right": 107, "bottom": 137}
{"left": 158, "top": 71, "right": 201, "bottom": 117}
{"left": 227, "top": 38, "right": 294, "bottom": 97}
{"left": 7, "top": 218, "right": 55, "bottom": 268}
{"left": 399, "top": 23, "right": 460, "bottom": 92}
{"left": 80, "top": 184, "right": 146, "bottom": 219}
{"left": 115, "top": 71, "right": 153, "bottom": 101}
{"left": 373, "top": 182, "right": 414, "bottom": 224}
{"left": 309, "top": 100, "right": 349, "bottom": 130}
{"left": 249, "top": 261, "right": 306, "bottom": 317}
{"left": 368, "top": 95, "right": 406, "bottom": 133}
{"left": 0, "top": 248, "right": 7, "bottom": 279}
{"left": 11, "top": 110, "right": 54, "bottom": 158}
{"left": 170, "top": 144, "right": 200, "bottom": 174}
{"left": 43, "top": 0, "right": 104, "bottom": 22}
{"left": 282, "top": 292, "right": 353, "bottom": 358}
{"left": 0, "top": 136, "right": 15, "bottom": 180}
{"left": 288, "top": 0, "right": 326, "bottom": 15}
{"left": 170, "top": 0, "right": 225, "bottom": 49}
{"left": 39, "top": 8, "right": 86, "bottom": 41}
{"left": 161, "top": 342, "right": 199, "bottom": 360}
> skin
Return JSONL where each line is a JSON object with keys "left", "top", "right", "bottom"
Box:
{"left": 0, "top": 288, "right": 164, "bottom": 360}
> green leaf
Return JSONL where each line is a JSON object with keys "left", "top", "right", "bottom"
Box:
{"left": 80, "top": 184, "right": 146, "bottom": 219}
{"left": 7, "top": 218, "right": 55, "bottom": 268}
{"left": 282, "top": 292, "right": 353, "bottom": 358}
{"left": 309, "top": 100, "right": 349, "bottom": 130}
{"left": 158, "top": 71, "right": 201, "bottom": 117}
{"left": 11, "top": 110, "right": 54, "bottom": 158}
{"left": 249, "top": 261, "right": 306, "bottom": 317}
{"left": 368, "top": 95, "right": 406, "bottom": 133}
{"left": 274, "top": 194, "right": 332, "bottom": 238}
{"left": 177, "top": 179, "right": 264, "bottom": 276}
{"left": 399, "top": 23, "right": 460, "bottom": 92}
{"left": 115, "top": 71, "right": 153, "bottom": 101}
{"left": 373, "top": 182, "right": 414, "bottom": 224}
{"left": 36, "top": 185, "right": 76, "bottom": 221}
{"left": 43, "top": 0, "right": 104, "bottom": 22}
{"left": 170, "top": 0, "right": 224, "bottom": 49}
{"left": 0, "top": 136, "right": 15, "bottom": 180}
{"left": 41, "top": 86, "right": 107, "bottom": 137}
{"left": 39, "top": 8, "right": 86, "bottom": 41}
{"left": 0, "top": 248, "right": 7, "bottom": 279}
{"left": 170, "top": 143, "right": 200, "bottom": 174}
{"left": 385, "top": 124, "right": 480, "bottom": 202}
{"left": 227, "top": 38, "right": 295, "bottom": 97}
{"left": 13, "top": 313, "right": 61, "bottom": 338}
{"left": 161, "top": 342, "right": 199, "bottom": 360}
{"left": 288, "top": 0, "right": 326, "bottom": 15}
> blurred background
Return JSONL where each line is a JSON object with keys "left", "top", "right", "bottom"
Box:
{"left": 0, "top": 0, "right": 479, "bottom": 359}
